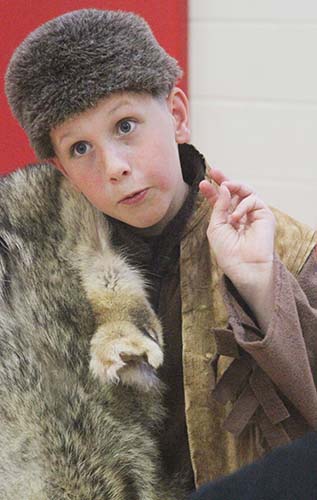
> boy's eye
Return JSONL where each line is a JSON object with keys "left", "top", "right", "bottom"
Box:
{"left": 71, "top": 141, "right": 91, "bottom": 157}
{"left": 117, "top": 119, "right": 136, "bottom": 135}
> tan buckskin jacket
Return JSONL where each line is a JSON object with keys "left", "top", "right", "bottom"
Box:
{"left": 108, "top": 144, "right": 317, "bottom": 489}
{"left": 180, "top": 191, "right": 317, "bottom": 487}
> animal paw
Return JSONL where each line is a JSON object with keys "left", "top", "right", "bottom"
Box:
{"left": 89, "top": 320, "right": 164, "bottom": 391}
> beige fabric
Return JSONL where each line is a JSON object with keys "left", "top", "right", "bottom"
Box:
{"left": 180, "top": 193, "right": 317, "bottom": 487}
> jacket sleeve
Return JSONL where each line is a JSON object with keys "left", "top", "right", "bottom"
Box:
{"left": 221, "top": 247, "right": 317, "bottom": 431}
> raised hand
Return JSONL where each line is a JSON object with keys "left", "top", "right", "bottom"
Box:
{"left": 200, "top": 168, "right": 276, "bottom": 331}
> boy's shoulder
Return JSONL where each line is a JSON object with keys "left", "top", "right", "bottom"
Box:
{"left": 272, "top": 206, "right": 317, "bottom": 275}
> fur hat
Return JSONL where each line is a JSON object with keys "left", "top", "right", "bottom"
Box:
{"left": 5, "top": 9, "right": 182, "bottom": 159}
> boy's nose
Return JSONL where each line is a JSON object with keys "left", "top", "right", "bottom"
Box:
{"left": 99, "top": 147, "right": 131, "bottom": 183}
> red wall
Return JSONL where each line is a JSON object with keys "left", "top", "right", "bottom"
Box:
{"left": 0, "top": 0, "right": 187, "bottom": 174}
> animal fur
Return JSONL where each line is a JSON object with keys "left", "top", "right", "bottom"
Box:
{"left": 5, "top": 8, "right": 182, "bottom": 159}
{"left": 0, "top": 163, "right": 183, "bottom": 499}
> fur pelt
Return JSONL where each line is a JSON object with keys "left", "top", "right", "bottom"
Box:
{"left": 0, "top": 163, "right": 183, "bottom": 499}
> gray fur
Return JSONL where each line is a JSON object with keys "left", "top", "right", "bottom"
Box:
{"left": 5, "top": 9, "right": 182, "bottom": 159}
{"left": 0, "top": 164, "right": 184, "bottom": 499}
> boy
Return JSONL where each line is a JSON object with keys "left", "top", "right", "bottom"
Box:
{"left": 3, "top": 7, "right": 317, "bottom": 495}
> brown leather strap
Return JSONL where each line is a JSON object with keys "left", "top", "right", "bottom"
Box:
{"left": 223, "top": 384, "right": 259, "bottom": 435}
{"left": 257, "top": 410, "right": 291, "bottom": 448}
{"left": 213, "top": 328, "right": 240, "bottom": 358}
{"left": 212, "top": 356, "right": 252, "bottom": 405}
{"left": 250, "top": 367, "right": 290, "bottom": 425}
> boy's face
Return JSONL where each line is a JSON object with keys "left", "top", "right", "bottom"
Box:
{"left": 51, "top": 89, "right": 190, "bottom": 235}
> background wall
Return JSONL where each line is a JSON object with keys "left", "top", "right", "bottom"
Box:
{"left": 0, "top": 0, "right": 187, "bottom": 174}
{"left": 189, "top": 0, "right": 317, "bottom": 227}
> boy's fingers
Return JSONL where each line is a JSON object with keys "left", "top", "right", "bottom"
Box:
{"left": 230, "top": 193, "right": 241, "bottom": 213}
{"left": 200, "top": 181, "right": 232, "bottom": 223}
{"left": 222, "top": 181, "right": 255, "bottom": 200}
{"left": 199, "top": 180, "right": 219, "bottom": 206}
{"left": 210, "top": 184, "right": 232, "bottom": 225}
{"left": 207, "top": 167, "right": 230, "bottom": 186}
{"left": 207, "top": 170, "right": 256, "bottom": 207}
{"left": 230, "top": 193, "right": 264, "bottom": 223}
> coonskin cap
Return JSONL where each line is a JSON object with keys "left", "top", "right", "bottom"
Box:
{"left": 5, "top": 9, "right": 182, "bottom": 159}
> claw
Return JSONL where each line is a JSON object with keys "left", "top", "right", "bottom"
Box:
{"left": 89, "top": 321, "right": 164, "bottom": 391}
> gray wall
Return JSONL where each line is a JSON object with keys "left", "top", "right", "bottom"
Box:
{"left": 189, "top": 0, "right": 317, "bottom": 227}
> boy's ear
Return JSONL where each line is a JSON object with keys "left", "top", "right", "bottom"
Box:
{"left": 167, "top": 87, "right": 190, "bottom": 144}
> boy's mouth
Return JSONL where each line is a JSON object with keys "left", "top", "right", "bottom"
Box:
{"left": 119, "top": 189, "right": 148, "bottom": 205}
